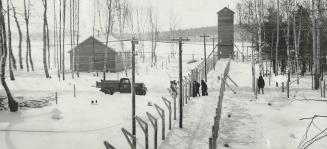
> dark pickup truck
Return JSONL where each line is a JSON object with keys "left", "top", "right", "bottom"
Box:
{"left": 96, "top": 78, "right": 147, "bottom": 95}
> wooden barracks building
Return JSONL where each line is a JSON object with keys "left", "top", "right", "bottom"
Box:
{"left": 217, "top": 7, "right": 235, "bottom": 58}
{"left": 69, "top": 36, "right": 132, "bottom": 72}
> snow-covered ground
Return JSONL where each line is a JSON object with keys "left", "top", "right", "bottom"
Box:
{"left": 2, "top": 40, "right": 326, "bottom": 149}
{"left": 0, "top": 41, "right": 208, "bottom": 149}
{"left": 160, "top": 60, "right": 327, "bottom": 149}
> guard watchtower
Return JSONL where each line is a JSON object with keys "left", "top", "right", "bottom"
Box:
{"left": 217, "top": 7, "right": 235, "bottom": 59}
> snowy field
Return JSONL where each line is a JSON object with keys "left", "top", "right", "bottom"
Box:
{"left": 2, "top": 40, "right": 326, "bottom": 149}
{"left": 0, "top": 40, "right": 209, "bottom": 149}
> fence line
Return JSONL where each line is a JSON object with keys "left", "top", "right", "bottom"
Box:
{"left": 209, "top": 61, "right": 231, "bottom": 149}
{"left": 104, "top": 48, "right": 221, "bottom": 148}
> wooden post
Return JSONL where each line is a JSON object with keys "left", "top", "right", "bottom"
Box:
{"left": 131, "top": 38, "right": 138, "bottom": 137}
{"left": 73, "top": 84, "right": 76, "bottom": 97}
{"left": 146, "top": 112, "right": 158, "bottom": 149}
{"left": 121, "top": 128, "right": 136, "bottom": 149}
{"left": 324, "top": 79, "right": 326, "bottom": 98}
{"left": 55, "top": 92, "right": 58, "bottom": 104}
{"left": 154, "top": 104, "right": 165, "bottom": 140}
{"left": 173, "top": 95, "right": 176, "bottom": 120}
{"left": 162, "top": 97, "right": 172, "bottom": 130}
{"left": 104, "top": 141, "right": 116, "bottom": 149}
{"left": 312, "top": 74, "right": 314, "bottom": 90}
{"left": 282, "top": 82, "right": 285, "bottom": 92}
{"left": 172, "top": 37, "right": 189, "bottom": 128}
{"left": 200, "top": 34, "right": 209, "bottom": 82}
{"left": 255, "top": 79, "right": 258, "bottom": 99}
{"left": 287, "top": 81, "right": 289, "bottom": 98}
{"left": 297, "top": 73, "right": 299, "bottom": 85}
{"left": 319, "top": 79, "right": 323, "bottom": 97}
{"left": 211, "top": 38, "right": 216, "bottom": 70}
{"left": 135, "top": 116, "right": 149, "bottom": 149}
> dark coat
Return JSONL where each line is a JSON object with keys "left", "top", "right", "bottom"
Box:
{"left": 201, "top": 80, "right": 207, "bottom": 91}
{"left": 258, "top": 76, "right": 265, "bottom": 88}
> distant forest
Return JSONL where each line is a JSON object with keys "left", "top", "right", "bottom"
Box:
{"left": 119, "top": 24, "right": 250, "bottom": 42}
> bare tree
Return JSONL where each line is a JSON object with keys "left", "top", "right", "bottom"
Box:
{"left": 116, "top": 0, "right": 129, "bottom": 75}
{"left": 10, "top": 0, "right": 22, "bottom": 70}
{"left": 276, "top": 0, "right": 280, "bottom": 75}
{"left": 53, "top": 0, "right": 58, "bottom": 69}
{"left": 24, "top": 0, "right": 34, "bottom": 71}
{"left": 42, "top": 0, "right": 50, "bottom": 78}
{"left": 76, "top": 0, "right": 80, "bottom": 77}
{"left": 148, "top": 6, "right": 159, "bottom": 67}
{"left": 0, "top": 0, "right": 18, "bottom": 112}
{"left": 103, "top": 0, "right": 113, "bottom": 80}
{"left": 62, "top": 0, "right": 66, "bottom": 80}
{"left": 7, "top": 0, "right": 15, "bottom": 80}
{"left": 169, "top": 12, "right": 178, "bottom": 58}
{"left": 58, "top": 0, "right": 62, "bottom": 80}
{"left": 135, "top": 7, "right": 146, "bottom": 61}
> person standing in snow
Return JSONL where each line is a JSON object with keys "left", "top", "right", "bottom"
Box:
{"left": 258, "top": 75, "right": 265, "bottom": 94}
{"left": 201, "top": 80, "right": 208, "bottom": 96}
{"left": 194, "top": 81, "right": 201, "bottom": 96}
{"left": 193, "top": 81, "right": 197, "bottom": 97}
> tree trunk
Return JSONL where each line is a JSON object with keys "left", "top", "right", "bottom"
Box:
{"left": 53, "top": 0, "right": 57, "bottom": 69}
{"left": 286, "top": 1, "right": 290, "bottom": 76}
{"left": 312, "top": 0, "right": 319, "bottom": 89}
{"left": 297, "top": 10, "right": 302, "bottom": 74}
{"left": 11, "top": 0, "right": 23, "bottom": 70}
{"left": 275, "top": 0, "right": 279, "bottom": 76}
{"left": 58, "top": 0, "right": 62, "bottom": 80}
{"left": 24, "top": 0, "right": 30, "bottom": 72}
{"left": 103, "top": 0, "right": 112, "bottom": 81}
{"left": 62, "top": 0, "right": 66, "bottom": 80}
{"left": 43, "top": 0, "right": 50, "bottom": 78}
{"left": 0, "top": 0, "right": 18, "bottom": 112}
{"left": 76, "top": 0, "right": 79, "bottom": 77}
{"left": 7, "top": 0, "right": 15, "bottom": 80}
{"left": 47, "top": 22, "right": 50, "bottom": 69}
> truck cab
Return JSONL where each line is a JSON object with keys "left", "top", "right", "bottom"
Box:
{"left": 96, "top": 78, "right": 147, "bottom": 95}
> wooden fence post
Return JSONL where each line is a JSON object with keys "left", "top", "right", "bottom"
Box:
{"left": 135, "top": 116, "right": 149, "bottom": 149}
{"left": 146, "top": 112, "right": 158, "bottom": 149}
{"left": 104, "top": 141, "right": 116, "bottom": 149}
{"left": 287, "top": 81, "right": 289, "bottom": 98}
{"left": 55, "top": 92, "right": 58, "bottom": 104}
{"left": 162, "top": 97, "right": 172, "bottom": 130}
{"left": 324, "top": 79, "right": 326, "bottom": 98}
{"left": 312, "top": 74, "right": 314, "bottom": 90}
{"left": 121, "top": 128, "right": 136, "bottom": 149}
{"left": 154, "top": 104, "right": 165, "bottom": 140}
{"left": 255, "top": 79, "right": 258, "bottom": 99}
{"left": 73, "top": 84, "right": 76, "bottom": 97}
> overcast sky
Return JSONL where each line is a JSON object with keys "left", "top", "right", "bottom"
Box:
{"left": 7, "top": 0, "right": 240, "bottom": 37}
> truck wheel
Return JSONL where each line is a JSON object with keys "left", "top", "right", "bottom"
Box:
{"left": 108, "top": 89, "right": 114, "bottom": 95}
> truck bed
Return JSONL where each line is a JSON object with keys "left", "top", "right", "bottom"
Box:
{"left": 96, "top": 80, "right": 120, "bottom": 88}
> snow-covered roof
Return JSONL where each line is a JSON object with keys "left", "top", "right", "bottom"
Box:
{"left": 217, "top": 7, "right": 235, "bottom": 14}
{"left": 69, "top": 35, "right": 132, "bottom": 53}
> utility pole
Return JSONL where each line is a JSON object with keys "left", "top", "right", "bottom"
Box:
{"left": 211, "top": 38, "right": 215, "bottom": 70}
{"left": 131, "top": 37, "right": 138, "bottom": 138}
{"left": 200, "top": 34, "right": 209, "bottom": 82}
{"left": 172, "top": 37, "right": 189, "bottom": 128}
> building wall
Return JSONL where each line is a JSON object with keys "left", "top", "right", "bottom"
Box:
{"left": 218, "top": 9, "right": 234, "bottom": 58}
{"left": 70, "top": 37, "right": 132, "bottom": 72}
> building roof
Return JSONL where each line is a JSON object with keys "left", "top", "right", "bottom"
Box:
{"left": 68, "top": 35, "right": 131, "bottom": 53}
{"left": 217, "top": 7, "right": 235, "bottom": 14}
